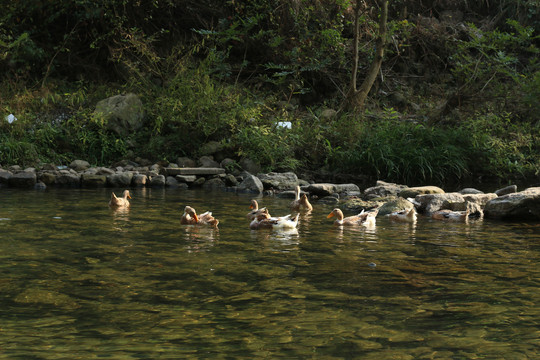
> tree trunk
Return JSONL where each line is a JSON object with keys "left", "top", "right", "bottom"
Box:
{"left": 345, "top": 0, "right": 388, "bottom": 111}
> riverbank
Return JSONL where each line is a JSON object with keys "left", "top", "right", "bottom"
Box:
{"left": 2, "top": 158, "right": 539, "bottom": 222}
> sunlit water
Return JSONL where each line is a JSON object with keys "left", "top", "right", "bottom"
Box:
{"left": 0, "top": 188, "right": 539, "bottom": 359}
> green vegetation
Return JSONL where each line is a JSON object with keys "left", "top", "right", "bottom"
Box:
{"left": 1, "top": 1, "right": 539, "bottom": 185}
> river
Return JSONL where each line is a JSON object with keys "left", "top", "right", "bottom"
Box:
{"left": 0, "top": 187, "right": 539, "bottom": 359}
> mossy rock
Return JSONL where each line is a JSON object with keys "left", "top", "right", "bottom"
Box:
{"left": 341, "top": 198, "right": 385, "bottom": 213}
{"left": 377, "top": 197, "right": 415, "bottom": 216}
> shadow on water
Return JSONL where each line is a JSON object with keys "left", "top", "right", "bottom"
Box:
{"left": 0, "top": 188, "right": 539, "bottom": 359}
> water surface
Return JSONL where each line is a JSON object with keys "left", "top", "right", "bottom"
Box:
{"left": 1, "top": 188, "right": 539, "bottom": 359}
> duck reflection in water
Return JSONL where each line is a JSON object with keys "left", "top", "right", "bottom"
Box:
{"left": 182, "top": 225, "right": 219, "bottom": 252}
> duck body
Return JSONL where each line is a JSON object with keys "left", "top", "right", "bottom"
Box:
{"left": 109, "top": 190, "right": 131, "bottom": 208}
{"left": 181, "top": 206, "right": 219, "bottom": 227}
{"left": 327, "top": 208, "right": 377, "bottom": 227}
{"left": 431, "top": 209, "right": 469, "bottom": 222}
{"left": 250, "top": 212, "right": 299, "bottom": 230}
{"left": 290, "top": 186, "right": 313, "bottom": 212}
{"left": 388, "top": 208, "right": 417, "bottom": 223}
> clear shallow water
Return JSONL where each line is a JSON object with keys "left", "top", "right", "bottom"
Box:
{"left": 0, "top": 188, "right": 539, "bottom": 359}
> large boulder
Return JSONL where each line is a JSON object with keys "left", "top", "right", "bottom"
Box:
{"left": 364, "top": 181, "right": 408, "bottom": 200}
{"left": 56, "top": 173, "right": 81, "bottom": 187}
{"left": 399, "top": 186, "right": 445, "bottom": 198}
{"left": 237, "top": 174, "right": 264, "bottom": 193}
{"left": 335, "top": 183, "right": 361, "bottom": 196}
{"left": 414, "top": 192, "right": 465, "bottom": 213}
{"left": 305, "top": 183, "right": 336, "bottom": 197}
{"left": 0, "top": 169, "right": 12, "bottom": 186}
{"left": 81, "top": 174, "right": 107, "bottom": 187}
{"left": 149, "top": 174, "right": 166, "bottom": 187}
{"left": 8, "top": 171, "right": 36, "bottom": 188}
{"left": 239, "top": 158, "right": 261, "bottom": 175}
{"left": 377, "top": 197, "right": 415, "bottom": 217}
{"left": 257, "top": 172, "right": 298, "bottom": 190}
{"left": 107, "top": 172, "right": 133, "bottom": 187}
{"left": 484, "top": 187, "right": 540, "bottom": 220}
{"left": 69, "top": 160, "right": 90, "bottom": 172}
{"left": 94, "top": 93, "right": 144, "bottom": 136}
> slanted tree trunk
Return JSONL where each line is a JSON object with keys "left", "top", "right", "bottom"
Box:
{"left": 345, "top": 0, "right": 388, "bottom": 111}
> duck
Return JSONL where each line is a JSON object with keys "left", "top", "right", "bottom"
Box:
{"left": 431, "top": 207, "right": 471, "bottom": 222}
{"left": 290, "top": 186, "right": 313, "bottom": 212}
{"left": 181, "top": 206, "right": 219, "bottom": 227}
{"left": 247, "top": 199, "right": 271, "bottom": 221}
{"left": 250, "top": 211, "right": 299, "bottom": 230}
{"left": 327, "top": 208, "right": 377, "bottom": 227}
{"left": 109, "top": 190, "right": 131, "bottom": 208}
{"left": 387, "top": 208, "right": 417, "bottom": 223}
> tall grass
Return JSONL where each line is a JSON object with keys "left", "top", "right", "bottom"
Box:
{"left": 327, "top": 117, "right": 472, "bottom": 185}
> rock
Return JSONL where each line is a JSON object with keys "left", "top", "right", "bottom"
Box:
{"left": 94, "top": 93, "right": 144, "bottom": 136}
{"left": 167, "top": 168, "right": 225, "bottom": 176}
{"left": 459, "top": 188, "right": 484, "bottom": 194}
{"left": 41, "top": 163, "right": 57, "bottom": 171}
{"left": 176, "top": 157, "right": 197, "bottom": 168}
{"left": 276, "top": 190, "right": 298, "bottom": 199}
{"left": 69, "top": 160, "right": 90, "bottom": 172}
{"left": 81, "top": 174, "right": 107, "bottom": 187}
{"left": 377, "top": 197, "right": 415, "bottom": 216}
{"left": 341, "top": 198, "right": 383, "bottom": 213}
{"left": 239, "top": 158, "right": 261, "bottom": 174}
{"left": 462, "top": 193, "right": 498, "bottom": 207}
{"left": 135, "top": 157, "right": 153, "bottom": 166}
{"left": 335, "top": 183, "right": 361, "bottom": 195}
{"left": 237, "top": 174, "right": 264, "bottom": 193}
{"left": 166, "top": 176, "right": 179, "bottom": 187}
{"left": 219, "top": 158, "right": 242, "bottom": 172}
{"left": 0, "top": 169, "right": 12, "bottom": 185}
{"left": 320, "top": 108, "right": 337, "bottom": 120}
{"left": 484, "top": 187, "right": 540, "bottom": 220}
{"left": 495, "top": 185, "right": 517, "bottom": 196}
{"left": 199, "top": 141, "right": 224, "bottom": 156}
{"left": 39, "top": 172, "right": 57, "bottom": 185}
{"left": 95, "top": 167, "right": 115, "bottom": 176}
{"left": 192, "top": 177, "right": 206, "bottom": 187}
{"left": 223, "top": 174, "right": 238, "bottom": 187}
{"left": 56, "top": 173, "right": 81, "bottom": 187}
{"left": 34, "top": 181, "right": 47, "bottom": 190}
{"left": 399, "top": 186, "right": 445, "bottom": 198}
{"left": 364, "top": 181, "right": 408, "bottom": 200}
{"left": 198, "top": 156, "right": 220, "bottom": 168}
{"left": 203, "top": 177, "right": 226, "bottom": 189}
{"left": 149, "top": 175, "right": 166, "bottom": 187}
{"left": 305, "top": 183, "right": 336, "bottom": 197}
{"left": 176, "top": 175, "right": 196, "bottom": 183}
{"left": 8, "top": 172, "right": 37, "bottom": 188}
{"left": 132, "top": 174, "right": 147, "bottom": 187}
{"left": 107, "top": 172, "right": 133, "bottom": 187}
{"left": 414, "top": 192, "right": 465, "bottom": 213}
{"left": 318, "top": 196, "right": 340, "bottom": 205}
{"left": 257, "top": 172, "right": 298, "bottom": 190}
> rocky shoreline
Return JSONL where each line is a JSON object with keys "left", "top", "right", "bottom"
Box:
{"left": 1, "top": 159, "right": 539, "bottom": 221}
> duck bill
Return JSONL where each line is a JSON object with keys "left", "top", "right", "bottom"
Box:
{"left": 193, "top": 214, "right": 199, "bottom": 222}
{"left": 327, "top": 212, "right": 335, "bottom": 219}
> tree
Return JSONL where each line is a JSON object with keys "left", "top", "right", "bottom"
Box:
{"left": 345, "top": 0, "right": 388, "bottom": 111}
